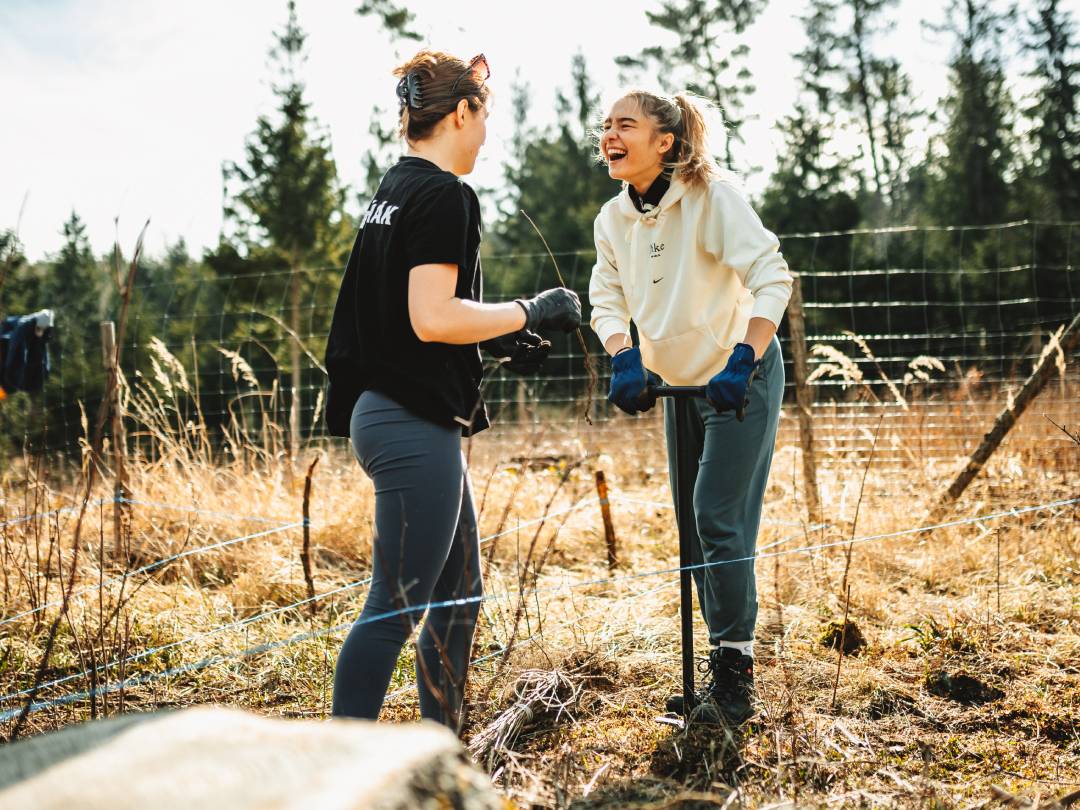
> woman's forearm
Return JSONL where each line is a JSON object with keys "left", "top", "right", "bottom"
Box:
{"left": 415, "top": 298, "right": 526, "bottom": 345}
{"left": 409, "top": 263, "right": 527, "bottom": 344}
{"left": 604, "top": 333, "right": 632, "bottom": 356}
{"left": 742, "top": 317, "right": 776, "bottom": 360}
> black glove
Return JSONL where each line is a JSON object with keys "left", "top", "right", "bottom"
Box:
{"left": 515, "top": 288, "right": 582, "bottom": 333}
{"left": 480, "top": 330, "right": 552, "bottom": 375}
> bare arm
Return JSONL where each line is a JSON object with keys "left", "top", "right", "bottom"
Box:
{"left": 408, "top": 263, "right": 526, "bottom": 345}
{"left": 603, "top": 333, "right": 632, "bottom": 356}
{"left": 742, "top": 317, "right": 776, "bottom": 361}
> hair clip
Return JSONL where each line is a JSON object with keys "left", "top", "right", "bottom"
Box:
{"left": 396, "top": 71, "right": 424, "bottom": 111}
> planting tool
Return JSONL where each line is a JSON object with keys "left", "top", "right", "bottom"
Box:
{"left": 650, "top": 385, "right": 750, "bottom": 422}
{"left": 645, "top": 378, "right": 754, "bottom": 721}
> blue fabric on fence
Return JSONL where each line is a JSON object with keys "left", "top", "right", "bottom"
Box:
{"left": 1, "top": 312, "right": 52, "bottom": 394}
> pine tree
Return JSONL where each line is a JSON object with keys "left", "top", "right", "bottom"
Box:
{"left": 492, "top": 56, "right": 619, "bottom": 295}
{"left": 815, "top": 0, "right": 921, "bottom": 218}
{"left": 48, "top": 212, "right": 101, "bottom": 329}
{"left": 0, "top": 229, "right": 24, "bottom": 302}
{"left": 217, "top": 1, "right": 350, "bottom": 457}
{"left": 761, "top": 0, "right": 860, "bottom": 238}
{"left": 355, "top": 0, "right": 421, "bottom": 41}
{"left": 1022, "top": 0, "right": 1080, "bottom": 219}
{"left": 356, "top": 0, "right": 422, "bottom": 196}
{"left": 873, "top": 58, "right": 920, "bottom": 217}
{"left": 836, "top": 0, "right": 894, "bottom": 198}
{"left": 487, "top": 57, "right": 619, "bottom": 410}
{"left": 615, "top": 0, "right": 766, "bottom": 170}
{"left": 926, "top": 0, "right": 1016, "bottom": 227}
{"left": 35, "top": 213, "right": 104, "bottom": 454}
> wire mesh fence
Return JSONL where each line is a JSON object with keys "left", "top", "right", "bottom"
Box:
{"left": 1, "top": 219, "right": 1077, "bottom": 467}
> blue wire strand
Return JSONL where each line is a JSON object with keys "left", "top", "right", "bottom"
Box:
{"left": 3, "top": 496, "right": 1072, "bottom": 723}
{"left": 117, "top": 497, "right": 293, "bottom": 526}
{"left": 0, "top": 499, "right": 110, "bottom": 530}
{"left": 0, "top": 521, "right": 302, "bottom": 628}
{"left": 0, "top": 496, "right": 602, "bottom": 702}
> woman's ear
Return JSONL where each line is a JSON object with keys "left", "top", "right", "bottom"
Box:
{"left": 657, "top": 132, "right": 675, "bottom": 155}
{"left": 456, "top": 98, "right": 470, "bottom": 128}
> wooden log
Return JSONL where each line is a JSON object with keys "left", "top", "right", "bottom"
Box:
{"left": 787, "top": 274, "right": 822, "bottom": 524}
{"left": 101, "top": 321, "right": 128, "bottom": 560}
{"left": 929, "top": 312, "right": 1080, "bottom": 520}
{"left": 301, "top": 456, "right": 319, "bottom": 612}
{"left": 594, "top": 470, "right": 618, "bottom": 570}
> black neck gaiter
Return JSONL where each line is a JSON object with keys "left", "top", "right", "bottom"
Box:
{"left": 628, "top": 170, "right": 672, "bottom": 214}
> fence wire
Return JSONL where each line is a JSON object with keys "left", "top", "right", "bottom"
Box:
{"left": 0, "top": 220, "right": 1076, "bottom": 466}
{"left": 1, "top": 495, "right": 1074, "bottom": 723}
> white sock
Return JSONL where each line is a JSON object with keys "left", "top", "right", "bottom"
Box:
{"left": 716, "top": 640, "right": 754, "bottom": 658}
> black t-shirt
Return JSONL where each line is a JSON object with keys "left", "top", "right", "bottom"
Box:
{"left": 324, "top": 156, "right": 489, "bottom": 437}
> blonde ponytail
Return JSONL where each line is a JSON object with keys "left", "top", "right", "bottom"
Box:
{"left": 669, "top": 93, "right": 719, "bottom": 188}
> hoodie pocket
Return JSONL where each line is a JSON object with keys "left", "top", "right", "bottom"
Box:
{"left": 639, "top": 324, "right": 732, "bottom": 387}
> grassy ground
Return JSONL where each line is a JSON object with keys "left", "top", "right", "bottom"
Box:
{"left": 0, "top": 394, "right": 1077, "bottom": 808}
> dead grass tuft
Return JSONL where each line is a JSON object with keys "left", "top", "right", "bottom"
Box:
{"left": 1, "top": 368, "right": 1078, "bottom": 806}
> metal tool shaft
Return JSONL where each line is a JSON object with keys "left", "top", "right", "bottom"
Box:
{"left": 645, "top": 374, "right": 756, "bottom": 720}
{"left": 646, "top": 384, "right": 746, "bottom": 422}
{"left": 650, "top": 385, "right": 707, "bottom": 399}
{"left": 676, "top": 444, "right": 697, "bottom": 719}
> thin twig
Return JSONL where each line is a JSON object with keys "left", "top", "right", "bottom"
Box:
{"left": 1044, "top": 414, "right": 1080, "bottom": 446}
{"left": 11, "top": 220, "right": 148, "bottom": 739}
{"left": 301, "top": 455, "right": 319, "bottom": 613}
{"left": 520, "top": 209, "right": 598, "bottom": 425}
{"left": 830, "top": 583, "right": 851, "bottom": 709}
{"left": 840, "top": 412, "right": 885, "bottom": 597}
{"left": 832, "top": 412, "right": 884, "bottom": 710}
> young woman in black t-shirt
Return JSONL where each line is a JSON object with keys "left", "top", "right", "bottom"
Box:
{"left": 325, "top": 50, "right": 581, "bottom": 728}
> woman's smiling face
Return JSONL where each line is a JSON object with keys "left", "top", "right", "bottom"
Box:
{"left": 600, "top": 96, "right": 674, "bottom": 189}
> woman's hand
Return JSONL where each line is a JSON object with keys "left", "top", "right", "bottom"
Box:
{"left": 479, "top": 330, "right": 551, "bottom": 375}
{"left": 608, "top": 347, "right": 661, "bottom": 414}
{"left": 515, "top": 288, "right": 582, "bottom": 332}
{"left": 705, "top": 343, "right": 760, "bottom": 413}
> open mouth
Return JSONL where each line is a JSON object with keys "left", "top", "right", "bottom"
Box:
{"left": 607, "top": 148, "right": 627, "bottom": 165}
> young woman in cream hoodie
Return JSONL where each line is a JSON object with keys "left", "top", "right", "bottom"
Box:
{"left": 589, "top": 90, "right": 792, "bottom": 725}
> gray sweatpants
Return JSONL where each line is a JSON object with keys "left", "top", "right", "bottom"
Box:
{"left": 663, "top": 336, "right": 784, "bottom": 644}
{"left": 332, "top": 390, "right": 483, "bottom": 727}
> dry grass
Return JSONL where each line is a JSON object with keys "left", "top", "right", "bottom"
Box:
{"left": 0, "top": 367, "right": 1078, "bottom": 808}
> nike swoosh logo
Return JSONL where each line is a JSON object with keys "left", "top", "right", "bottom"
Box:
{"left": 652, "top": 277, "right": 664, "bottom": 284}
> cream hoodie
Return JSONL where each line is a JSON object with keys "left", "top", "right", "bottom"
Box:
{"left": 589, "top": 175, "right": 792, "bottom": 387}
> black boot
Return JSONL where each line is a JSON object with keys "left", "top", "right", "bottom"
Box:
{"left": 665, "top": 647, "right": 755, "bottom": 726}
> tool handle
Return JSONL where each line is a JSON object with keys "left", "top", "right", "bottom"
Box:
{"left": 649, "top": 385, "right": 707, "bottom": 399}
{"left": 646, "top": 384, "right": 746, "bottom": 422}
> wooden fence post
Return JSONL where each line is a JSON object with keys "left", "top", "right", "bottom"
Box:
{"left": 516, "top": 378, "right": 527, "bottom": 425}
{"left": 594, "top": 470, "right": 618, "bottom": 571}
{"left": 301, "top": 456, "right": 319, "bottom": 615}
{"left": 787, "top": 274, "right": 822, "bottom": 525}
{"left": 926, "top": 312, "right": 1080, "bottom": 524}
{"left": 101, "top": 321, "right": 129, "bottom": 559}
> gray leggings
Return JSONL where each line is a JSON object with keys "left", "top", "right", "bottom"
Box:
{"left": 332, "top": 390, "right": 483, "bottom": 727}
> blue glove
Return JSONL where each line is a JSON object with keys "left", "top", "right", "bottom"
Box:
{"left": 608, "top": 347, "right": 660, "bottom": 415}
{"left": 706, "top": 343, "right": 760, "bottom": 414}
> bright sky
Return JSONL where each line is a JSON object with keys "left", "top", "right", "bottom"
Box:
{"left": 2, "top": 0, "right": 1072, "bottom": 261}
